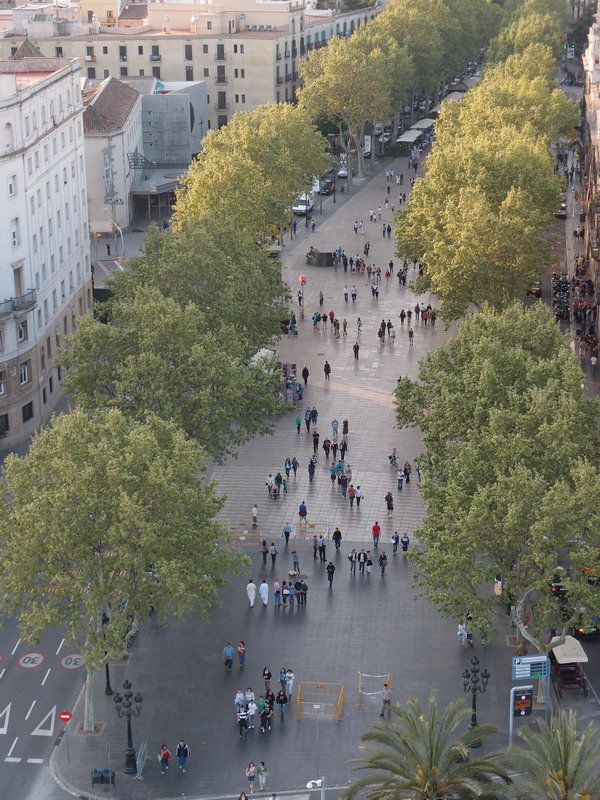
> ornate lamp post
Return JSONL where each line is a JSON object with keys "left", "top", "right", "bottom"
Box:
{"left": 462, "top": 656, "right": 490, "bottom": 748}
{"left": 113, "top": 679, "right": 143, "bottom": 774}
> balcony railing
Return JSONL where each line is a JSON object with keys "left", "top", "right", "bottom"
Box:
{"left": 216, "top": 76, "right": 228, "bottom": 84}
{"left": 214, "top": 103, "right": 229, "bottom": 110}
{"left": 0, "top": 289, "right": 37, "bottom": 318}
{"left": 276, "top": 76, "right": 283, "bottom": 84}
{"left": 149, "top": 54, "right": 161, "bottom": 61}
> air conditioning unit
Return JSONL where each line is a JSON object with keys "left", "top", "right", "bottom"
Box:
{"left": 266, "top": 24, "right": 274, "bottom": 30}
{"left": 258, "top": 24, "right": 266, "bottom": 30}
{"left": 245, "top": 23, "right": 252, "bottom": 30}
{"left": 252, "top": 24, "right": 259, "bottom": 30}
{"left": 3, "top": 143, "right": 11, "bottom": 151}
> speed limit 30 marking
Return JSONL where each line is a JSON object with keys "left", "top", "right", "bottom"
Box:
{"left": 59, "top": 653, "right": 84, "bottom": 670}
{"left": 17, "top": 652, "right": 46, "bottom": 669}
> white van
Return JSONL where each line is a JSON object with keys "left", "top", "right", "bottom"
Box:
{"left": 293, "top": 192, "right": 315, "bottom": 215}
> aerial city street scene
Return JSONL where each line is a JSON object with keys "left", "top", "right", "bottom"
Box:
{"left": 0, "top": 0, "right": 599, "bottom": 798}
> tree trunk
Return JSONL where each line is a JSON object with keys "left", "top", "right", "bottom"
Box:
{"left": 83, "top": 668, "right": 96, "bottom": 732}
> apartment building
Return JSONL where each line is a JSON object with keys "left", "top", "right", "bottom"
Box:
{"left": 0, "top": 0, "right": 381, "bottom": 131}
{"left": 0, "top": 55, "right": 92, "bottom": 447}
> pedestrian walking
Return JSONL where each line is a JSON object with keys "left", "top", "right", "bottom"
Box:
{"left": 269, "top": 542, "right": 278, "bottom": 566}
{"left": 391, "top": 532, "right": 399, "bottom": 554}
{"left": 247, "top": 699, "right": 257, "bottom": 729}
{"left": 404, "top": 461, "right": 412, "bottom": 484}
{"left": 246, "top": 579, "right": 256, "bottom": 608}
{"left": 379, "top": 551, "right": 388, "bottom": 576}
{"left": 357, "top": 549, "right": 367, "bottom": 574}
{"left": 372, "top": 521, "right": 381, "bottom": 548}
{"left": 385, "top": 491, "right": 394, "bottom": 517}
{"left": 294, "top": 578, "right": 304, "bottom": 606}
{"left": 343, "top": 286, "right": 349, "bottom": 302}
{"left": 292, "top": 550, "right": 300, "bottom": 572}
{"left": 355, "top": 485, "right": 363, "bottom": 507}
{"left": 299, "top": 501, "right": 308, "bottom": 525}
{"left": 258, "top": 762, "right": 269, "bottom": 791}
{"left": 238, "top": 641, "right": 247, "bottom": 667}
{"left": 313, "top": 430, "right": 320, "bottom": 453}
{"left": 252, "top": 505, "right": 258, "bottom": 528}
{"left": 366, "top": 551, "right": 373, "bottom": 574}
{"left": 286, "top": 669, "right": 295, "bottom": 699}
{"left": 176, "top": 740, "right": 190, "bottom": 772}
{"left": 273, "top": 579, "right": 282, "bottom": 609}
{"left": 339, "top": 439, "right": 347, "bottom": 460}
{"left": 263, "top": 666, "right": 272, "bottom": 691}
{"left": 305, "top": 407, "right": 311, "bottom": 433}
{"left": 159, "top": 744, "right": 171, "bottom": 775}
{"left": 401, "top": 532, "right": 410, "bottom": 554}
{"left": 332, "top": 418, "right": 339, "bottom": 439}
{"left": 311, "top": 407, "right": 318, "bottom": 428}
{"left": 332, "top": 527, "right": 342, "bottom": 551}
{"left": 223, "top": 642, "right": 234, "bottom": 671}
{"left": 380, "top": 684, "right": 392, "bottom": 717}
{"left": 279, "top": 667, "right": 287, "bottom": 692}
{"left": 326, "top": 561, "right": 336, "bottom": 586}
{"left": 246, "top": 763, "right": 256, "bottom": 790}
{"left": 282, "top": 523, "right": 292, "bottom": 545}
{"left": 348, "top": 548, "right": 357, "bottom": 574}
{"left": 260, "top": 539, "right": 268, "bottom": 564}
{"left": 317, "top": 535, "right": 326, "bottom": 561}
{"left": 282, "top": 582, "right": 289, "bottom": 606}
{"left": 322, "top": 437, "right": 331, "bottom": 458}
{"left": 457, "top": 622, "right": 467, "bottom": 648}
{"left": 397, "top": 469, "right": 404, "bottom": 491}
{"left": 291, "top": 457, "right": 299, "bottom": 477}
{"left": 324, "top": 361, "right": 331, "bottom": 381}
{"left": 353, "top": 341, "right": 360, "bottom": 360}
{"left": 408, "top": 327, "right": 414, "bottom": 345}
{"left": 357, "top": 317, "right": 362, "bottom": 334}
{"left": 301, "top": 366, "right": 309, "bottom": 385}
{"left": 259, "top": 580, "right": 269, "bottom": 607}
{"left": 351, "top": 285, "right": 357, "bottom": 302}
{"left": 349, "top": 484, "right": 356, "bottom": 507}
{"left": 331, "top": 440, "right": 338, "bottom": 460}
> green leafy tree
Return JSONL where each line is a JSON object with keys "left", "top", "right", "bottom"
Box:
{"left": 58, "top": 287, "right": 283, "bottom": 460}
{"left": 175, "top": 103, "right": 331, "bottom": 238}
{"left": 109, "top": 215, "right": 286, "bottom": 357}
{"left": 344, "top": 694, "right": 510, "bottom": 800}
{"left": 0, "top": 409, "right": 244, "bottom": 730}
{"left": 394, "top": 303, "right": 600, "bottom": 650}
{"left": 508, "top": 711, "right": 600, "bottom": 800}
{"left": 486, "top": 12, "right": 564, "bottom": 65}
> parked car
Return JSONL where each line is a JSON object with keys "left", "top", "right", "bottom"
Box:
{"left": 337, "top": 167, "right": 348, "bottom": 179}
{"left": 293, "top": 192, "right": 315, "bottom": 215}
{"left": 379, "top": 132, "right": 392, "bottom": 144}
{"left": 319, "top": 178, "right": 335, "bottom": 195}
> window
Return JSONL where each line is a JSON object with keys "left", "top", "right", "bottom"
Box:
{"left": 49, "top": 376, "right": 53, "bottom": 393}
{"left": 86, "top": 45, "right": 94, "bottom": 57}
{"left": 27, "top": 157, "right": 32, "bottom": 176}
{"left": 52, "top": 137, "right": 57, "bottom": 155}
{"left": 203, "top": 68, "right": 209, "bottom": 77}
{"left": 217, "top": 66, "right": 226, "bottom": 83}
{"left": 42, "top": 262, "right": 47, "bottom": 282}
{"left": 51, "top": 254, "right": 55, "bottom": 273}
{"left": 207, "top": 20, "right": 212, "bottom": 29}
{"left": 20, "top": 361, "right": 30, "bottom": 385}
{"left": 10, "top": 218, "right": 19, "bottom": 247}
{"left": 34, "top": 150, "right": 39, "bottom": 170}
{"left": 241, "top": 94, "right": 246, "bottom": 103}
{"left": 37, "top": 189, "right": 41, "bottom": 208}
{"left": 47, "top": 336, "right": 51, "bottom": 358}
{"left": 152, "top": 67, "right": 161, "bottom": 78}
{"left": 55, "top": 46, "right": 63, "bottom": 57}
{"left": 40, "top": 346, "right": 45, "bottom": 370}
{"left": 185, "top": 66, "right": 194, "bottom": 81}
{"left": 234, "top": 68, "right": 238, "bottom": 78}
{"left": 218, "top": 114, "right": 228, "bottom": 128}
{"left": 139, "top": 69, "right": 145, "bottom": 76}
{"left": 60, "top": 131, "right": 65, "bottom": 149}
{"left": 240, "top": 45, "right": 245, "bottom": 54}
{"left": 0, "top": 414, "right": 9, "bottom": 433}
{"left": 42, "top": 387, "right": 46, "bottom": 404}
{"left": 203, "top": 44, "right": 208, "bottom": 53}
{"left": 22, "top": 401, "right": 34, "bottom": 423}
{"left": 217, "top": 91, "right": 227, "bottom": 109}
{"left": 102, "top": 46, "right": 108, "bottom": 55}
{"left": 185, "top": 44, "right": 192, "bottom": 60}
{"left": 104, "top": 70, "right": 110, "bottom": 78}
{"left": 0, "top": 370, "right": 6, "bottom": 396}
{"left": 7, "top": 175, "right": 16, "bottom": 197}
{"left": 216, "top": 44, "right": 225, "bottom": 60}
{"left": 151, "top": 45, "right": 160, "bottom": 56}
{"left": 32, "top": 233, "right": 37, "bottom": 253}
{"left": 235, "top": 94, "right": 239, "bottom": 103}
{"left": 0, "top": 329, "right": 4, "bottom": 351}
{"left": 120, "top": 67, "right": 128, "bottom": 77}
{"left": 43, "top": 143, "right": 48, "bottom": 163}
{"left": 87, "top": 67, "right": 96, "bottom": 79}
{"left": 17, "top": 320, "right": 28, "bottom": 343}
{"left": 241, "top": 69, "right": 245, "bottom": 78}
{"left": 10, "top": 46, "right": 17, "bottom": 57}
{"left": 119, "top": 46, "right": 127, "bottom": 61}
{"left": 52, "top": 289, "right": 57, "bottom": 311}
{"left": 234, "top": 44, "right": 238, "bottom": 53}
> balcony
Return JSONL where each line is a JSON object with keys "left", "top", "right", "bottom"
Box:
{"left": 149, "top": 54, "right": 161, "bottom": 61}
{"left": 276, "top": 52, "right": 282, "bottom": 61}
{"left": 293, "top": 71, "right": 298, "bottom": 80}
{"left": 284, "top": 51, "right": 290, "bottom": 59}
{"left": 276, "top": 76, "right": 283, "bottom": 85}
{"left": 119, "top": 55, "right": 127, "bottom": 62}
{"left": 215, "top": 53, "right": 226, "bottom": 61}
{"left": 214, "top": 103, "right": 229, "bottom": 111}
{"left": 285, "top": 73, "right": 292, "bottom": 82}
{"left": 84, "top": 55, "right": 97, "bottom": 62}
{"left": 216, "top": 76, "right": 228, "bottom": 84}
{"left": 0, "top": 289, "right": 37, "bottom": 318}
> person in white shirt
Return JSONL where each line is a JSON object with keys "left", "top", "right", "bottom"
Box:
{"left": 259, "top": 580, "right": 269, "bottom": 607}
{"left": 246, "top": 580, "right": 257, "bottom": 608}
{"left": 285, "top": 669, "right": 295, "bottom": 699}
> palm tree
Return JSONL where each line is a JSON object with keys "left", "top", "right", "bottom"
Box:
{"left": 508, "top": 710, "right": 600, "bottom": 800}
{"left": 344, "top": 693, "right": 511, "bottom": 800}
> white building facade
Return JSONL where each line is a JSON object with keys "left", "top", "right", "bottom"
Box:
{"left": 0, "top": 56, "right": 92, "bottom": 447}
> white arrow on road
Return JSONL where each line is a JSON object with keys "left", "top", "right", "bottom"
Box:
{"left": 31, "top": 706, "right": 55, "bottom": 737}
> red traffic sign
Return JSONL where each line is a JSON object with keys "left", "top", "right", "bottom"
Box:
{"left": 59, "top": 711, "right": 72, "bottom": 722}
{"left": 299, "top": 275, "right": 307, "bottom": 285}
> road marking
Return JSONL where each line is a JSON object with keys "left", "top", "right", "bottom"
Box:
{"left": 55, "top": 638, "right": 65, "bottom": 655}
{"left": 24, "top": 701, "right": 36, "bottom": 721}
{"left": 5, "top": 757, "right": 21, "bottom": 762}
{"left": 27, "top": 758, "right": 44, "bottom": 764}
{"left": 10, "top": 639, "right": 20, "bottom": 655}
{"left": 59, "top": 653, "right": 84, "bottom": 670}
{"left": 0, "top": 703, "right": 11, "bottom": 734}
{"left": 0, "top": 669, "right": 5, "bottom": 680}
{"left": 31, "top": 706, "right": 55, "bottom": 737}
{"left": 6, "top": 737, "right": 18, "bottom": 757}
{"left": 17, "top": 652, "right": 45, "bottom": 669}
{"left": 41, "top": 668, "right": 51, "bottom": 686}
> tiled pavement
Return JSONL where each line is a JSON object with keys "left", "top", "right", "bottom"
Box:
{"left": 212, "top": 156, "right": 453, "bottom": 548}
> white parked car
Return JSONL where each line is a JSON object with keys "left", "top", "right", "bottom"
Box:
{"left": 293, "top": 192, "right": 315, "bottom": 215}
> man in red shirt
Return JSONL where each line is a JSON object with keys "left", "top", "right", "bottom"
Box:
{"left": 372, "top": 521, "right": 381, "bottom": 549}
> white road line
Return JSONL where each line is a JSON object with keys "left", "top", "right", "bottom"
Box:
{"left": 27, "top": 758, "right": 44, "bottom": 764}
{"left": 41, "top": 668, "right": 51, "bottom": 686}
{"left": 25, "top": 701, "right": 36, "bottom": 721}
{"left": 10, "top": 638, "right": 20, "bottom": 655}
{"left": 6, "top": 737, "right": 18, "bottom": 757}
{"left": 0, "top": 669, "right": 5, "bottom": 680}
{"left": 55, "top": 638, "right": 65, "bottom": 655}
{"left": 5, "top": 757, "right": 21, "bottom": 763}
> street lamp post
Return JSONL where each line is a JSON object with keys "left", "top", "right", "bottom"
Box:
{"left": 101, "top": 612, "right": 113, "bottom": 696}
{"left": 307, "top": 777, "right": 326, "bottom": 800}
{"left": 462, "top": 656, "right": 490, "bottom": 748}
{"left": 113, "top": 679, "right": 143, "bottom": 774}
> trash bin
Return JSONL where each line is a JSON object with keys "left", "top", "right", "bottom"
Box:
{"left": 91, "top": 768, "right": 115, "bottom": 786}
{"left": 91, "top": 768, "right": 103, "bottom": 786}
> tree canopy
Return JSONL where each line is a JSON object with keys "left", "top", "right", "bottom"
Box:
{"left": 0, "top": 409, "right": 244, "bottom": 728}
{"left": 394, "top": 303, "right": 600, "bottom": 649}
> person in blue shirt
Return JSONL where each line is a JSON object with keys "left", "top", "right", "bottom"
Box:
{"left": 223, "top": 642, "right": 234, "bottom": 671}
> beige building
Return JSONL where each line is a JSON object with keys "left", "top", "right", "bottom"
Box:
{"left": 0, "top": 54, "right": 92, "bottom": 447}
{"left": 0, "top": 0, "right": 382, "bottom": 131}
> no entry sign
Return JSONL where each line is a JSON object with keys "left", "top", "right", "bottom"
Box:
{"left": 59, "top": 711, "right": 72, "bottom": 722}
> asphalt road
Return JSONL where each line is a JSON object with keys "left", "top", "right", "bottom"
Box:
{"left": 0, "top": 618, "right": 85, "bottom": 800}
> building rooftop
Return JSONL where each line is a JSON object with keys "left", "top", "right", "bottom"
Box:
{"left": 10, "top": 37, "right": 44, "bottom": 59}
{"left": 0, "top": 56, "right": 73, "bottom": 88}
{"left": 82, "top": 76, "right": 139, "bottom": 134}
